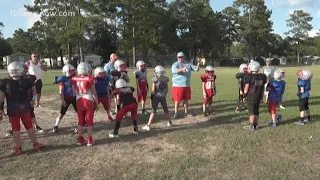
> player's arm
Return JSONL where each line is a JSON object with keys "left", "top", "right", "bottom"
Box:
{"left": 191, "top": 63, "right": 200, "bottom": 72}
{"left": 58, "top": 83, "right": 66, "bottom": 105}
{"left": 135, "top": 73, "right": 141, "bottom": 94}
{"left": 39, "top": 61, "right": 48, "bottom": 72}
{"left": 91, "top": 84, "right": 99, "bottom": 108}
{"left": 0, "top": 90, "right": 5, "bottom": 120}
{"left": 172, "top": 64, "right": 186, "bottom": 73}
{"left": 202, "top": 82, "right": 206, "bottom": 97}
{"left": 300, "top": 86, "right": 304, "bottom": 94}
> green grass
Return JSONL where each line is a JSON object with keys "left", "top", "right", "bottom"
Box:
{"left": 1, "top": 66, "right": 320, "bottom": 179}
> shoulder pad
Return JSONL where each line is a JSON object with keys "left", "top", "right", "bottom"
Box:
{"left": 57, "top": 76, "right": 67, "bottom": 83}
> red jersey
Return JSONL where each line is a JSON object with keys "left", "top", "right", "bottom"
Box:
{"left": 200, "top": 74, "right": 216, "bottom": 97}
{"left": 134, "top": 70, "right": 148, "bottom": 91}
{"left": 71, "top": 75, "right": 95, "bottom": 101}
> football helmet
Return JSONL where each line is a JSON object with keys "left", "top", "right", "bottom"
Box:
{"left": 154, "top": 65, "right": 165, "bottom": 77}
{"left": 136, "top": 60, "right": 146, "bottom": 70}
{"left": 115, "top": 79, "right": 127, "bottom": 88}
{"left": 62, "top": 64, "right": 76, "bottom": 77}
{"left": 77, "top": 62, "right": 92, "bottom": 75}
{"left": 239, "top": 63, "right": 248, "bottom": 73}
{"left": 114, "top": 60, "right": 126, "bottom": 71}
{"left": 8, "top": 61, "right": 24, "bottom": 77}
{"left": 248, "top": 61, "right": 260, "bottom": 72}
{"left": 94, "top": 67, "right": 106, "bottom": 78}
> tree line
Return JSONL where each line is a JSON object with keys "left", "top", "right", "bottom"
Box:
{"left": 0, "top": 0, "right": 320, "bottom": 68}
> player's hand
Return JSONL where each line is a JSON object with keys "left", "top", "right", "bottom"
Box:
{"left": 203, "top": 93, "right": 206, "bottom": 98}
{"left": 243, "top": 97, "right": 247, "bottom": 103}
{"left": 137, "top": 89, "right": 142, "bottom": 95}
{"left": 61, "top": 100, "right": 67, "bottom": 107}
{"left": 95, "top": 102, "right": 99, "bottom": 111}
{"left": 30, "top": 100, "right": 35, "bottom": 107}
{"left": 240, "top": 90, "right": 243, "bottom": 95}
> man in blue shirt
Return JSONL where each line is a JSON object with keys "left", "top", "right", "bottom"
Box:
{"left": 171, "top": 52, "right": 200, "bottom": 118}
{"left": 104, "top": 53, "right": 118, "bottom": 113}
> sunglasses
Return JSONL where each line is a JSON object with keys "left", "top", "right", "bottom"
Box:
{"left": 178, "top": 57, "right": 184, "bottom": 58}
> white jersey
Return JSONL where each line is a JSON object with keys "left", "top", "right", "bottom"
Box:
{"left": 27, "top": 60, "right": 42, "bottom": 80}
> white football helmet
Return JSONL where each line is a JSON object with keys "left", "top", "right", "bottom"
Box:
{"left": 239, "top": 63, "right": 248, "bottom": 73}
{"left": 273, "top": 70, "right": 282, "bottom": 81}
{"left": 154, "top": 65, "right": 165, "bottom": 77}
{"left": 8, "top": 61, "right": 24, "bottom": 77}
{"left": 114, "top": 60, "right": 125, "bottom": 71}
{"left": 136, "top": 60, "right": 145, "bottom": 70}
{"left": 301, "top": 70, "right": 313, "bottom": 80}
{"left": 77, "top": 62, "right": 92, "bottom": 75}
{"left": 94, "top": 67, "right": 106, "bottom": 77}
{"left": 62, "top": 64, "right": 76, "bottom": 77}
{"left": 205, "top": 65, "right": 214, "bottom": 72}
{"left": 248, "top": 61, "right": 260, "bottom": 72}
{"left": 115, "top": 79, "right": 127, "bottom": 88}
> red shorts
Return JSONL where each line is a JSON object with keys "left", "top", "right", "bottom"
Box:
{"left": 115, "top": 103, "right": 138, "bottom": 121}
{"left": 9, "top": 111, "right": 33, "bottom": 131}
{"left": 172, "top": 87, "right": 191, "bottom": 102}
{"left": 137, "top": 90, "right": 147, "bottom": 102}
{"left": 204, "top": 96, "right": 213, "bottom": 105}
{"left": 268, "top": 101, "right": 278, "bottom": 114}
{"left": 76, "top": 98, "right": 96, "bottom": 127}
{"left": 98, "top": 97, "right": 110, "bottom": 111}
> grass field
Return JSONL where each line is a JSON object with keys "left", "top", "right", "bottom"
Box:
{"left": 1, "top": 66, "right": 320, "bottom": 180}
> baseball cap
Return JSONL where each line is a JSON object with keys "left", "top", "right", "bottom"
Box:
{"left": 177, "top": 52, "right": 184, "bottom": 58}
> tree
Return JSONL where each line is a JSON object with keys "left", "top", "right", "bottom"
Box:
{"left": 234, "top": 0, "right": 273, "bottom": 60}
{"left": 0, "top": 38, "right": 13, "bottom": 56}
{"left": 285, "top": 10, "right": 313, "bottom": 63}
{"left": 0, "top": 22, "right": 4, "bottom": 38}
{"left": 221, "top": 6, "right": 240, "bottom": 58}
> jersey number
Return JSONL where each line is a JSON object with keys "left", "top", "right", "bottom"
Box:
{"left": 77, "top": 81, "right": 86, "bottom": 93}
{"left": 205, "top": 81, "right": 215, "bottom": 89}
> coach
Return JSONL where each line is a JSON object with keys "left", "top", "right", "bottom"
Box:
{"left": 171, "top": 52, "right": 200, "bottom": 119}
{"left": 104, "top": 53, "right": 118, "bottom": 113}
{"left": 25, "top": 53, "right": 47, "bottom": 107}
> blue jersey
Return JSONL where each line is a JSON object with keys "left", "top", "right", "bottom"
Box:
{"left": 171, "top": 61, "right": 197, "bottom": 87}
{"left": 297, "top": 78, "right": 311, "bottom": 98}
{"left": 57, "top": 76, "right": 74, "bottom": 97}
{"left": 268, "top": 80, "right": 286, "bottom": 102}
{"left": 104, "top": 61, "right": 116, "bottom": 83}
{"left": 95, "top": 77, "right": 109, "bottom": 98}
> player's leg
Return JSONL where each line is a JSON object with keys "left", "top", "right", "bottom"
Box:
{"left": 183, "top": 87, "right": 192, "bottom": 117}
{"left": 143, "top": 97, "right": 159, "bottom": 131}
{"left": 30, "top": 107, "right": 44, "bottom": 133}
{"left": 100, "top": 97, "right": 113, "bottom": 121}
{"left": 9, "top": 115, "right": 23, "bottom": 155}
{"left": 172, "top": 87, "right": 181, "bottom": 119}
{"left": 21, "top": 112, "right": 45, "bottom": 151}
{"left": 76, "top": 99, "right": 86, "bottom": 145}
{"left": 35, "top": 80, "right": 43, "bottom": 107}
{"left": 53, "top": 101, "right": 71, "bottom": 132}
{"left": 109, "top": 105, "right": 128, "bottom": 137}
{"left": 141, "top": 91, "right": 147, "bottom": 114}
{"left": 130, "top": 103, "right": 139, "bottom": 134}
{"left": 84, "top": 101, "right": 95, "bottom": 146}
{"left": 244, "top": 102, "right": 256, "bottom": 130}
{"left": 236, "top": 89, "right": 241, "bottom": 112}
{"left": 208, "top": 97, "right": 213, "bottom": 114}
{"left": 295, "top": 98, "right": 306, "bottom": 125}
{"left": 267, "top": 101, "right": 277, "bottom": 127}
{"left": 161, "top": 97, "right": 172, "bottom": 126}
{"left": 304, "top": 97, "right": 311, "bottom": 122}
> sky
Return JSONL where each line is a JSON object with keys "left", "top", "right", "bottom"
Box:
{"left": 0, "top": 0, "right": 320, "bottom": 39}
